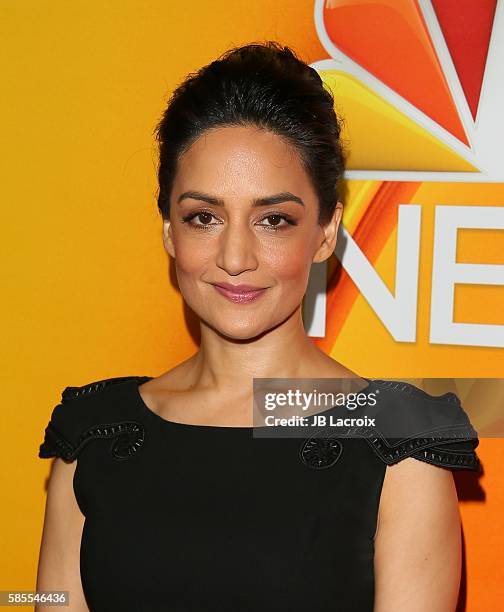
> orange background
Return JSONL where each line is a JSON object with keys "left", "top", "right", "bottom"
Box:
{"left": 1, "top": 1, "right": 503, "bottom": 610}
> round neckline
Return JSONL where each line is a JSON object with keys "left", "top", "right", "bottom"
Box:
{"left": 133, "top": 376, "right": 254, "bottom": 430}
{"left": 131, "top": 375, "right": 375, "bottom": 430}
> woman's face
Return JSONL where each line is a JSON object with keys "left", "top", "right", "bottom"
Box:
{"left": 164, "top": 125, "right": 342, "bottom": 340}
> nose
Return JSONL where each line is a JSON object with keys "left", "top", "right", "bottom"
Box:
{"left": 214, "top": 218, "right": 259, "bottom": 276}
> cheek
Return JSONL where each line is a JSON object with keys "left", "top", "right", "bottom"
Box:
{"left": 264, "top": 238, "right": 313, "bottom": 286}
{"left": 172, "top": 238, "right": 211, "bottom": 281}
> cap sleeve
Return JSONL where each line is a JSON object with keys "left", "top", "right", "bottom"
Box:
{"left": 363, "top": 381, "right": 481, "bottom": 472}
{"left": 39, "top": 391, "right": 78, "bottom": 461}
{"left": 38, "top": 376, "right": 147, "bottom": 462}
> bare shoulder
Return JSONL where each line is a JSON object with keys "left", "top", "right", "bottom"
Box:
{"left": 374, "top": 458, "right": 461, "bottom": 611}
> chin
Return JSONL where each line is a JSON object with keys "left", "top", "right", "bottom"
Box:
{"left": 205, "top": 317, "right": 274, "bottom": 342}
{"left": 219, "top": 324, "right": 265, "bottom": 341}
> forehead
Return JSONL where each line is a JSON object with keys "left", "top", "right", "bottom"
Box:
{"left": 174, "top": 125, "right": 313, "bottom": 197}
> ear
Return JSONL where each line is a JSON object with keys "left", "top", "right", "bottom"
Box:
{"left": 162, "top": 218, "right": 175, "bottom": 258}
{"left": 313, "top": 202, "right": 343, "bottom": 263}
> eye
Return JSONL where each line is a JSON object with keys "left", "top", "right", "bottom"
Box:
{"left": 181, "top": 210, "right": 297, "bottom": 231}
{"left": 181, "top": 210, "right": 220, "bottom": 229}
{"left": 257, "top": 214, "right": 297, "bottom": 230}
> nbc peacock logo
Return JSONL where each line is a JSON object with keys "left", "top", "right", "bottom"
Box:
{"left": 312, "top": 0, "right": 503, "bottom": 182}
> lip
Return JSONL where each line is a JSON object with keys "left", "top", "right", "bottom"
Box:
{"left": 211, "top": 282, "right": 268, "bottom": 304}
{"left": 213, "top": 282, "right": 265, "bottom": 292}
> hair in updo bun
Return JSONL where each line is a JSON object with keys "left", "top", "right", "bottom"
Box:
{"left": 154, "top": 41, "right": 345, "bottom": 226}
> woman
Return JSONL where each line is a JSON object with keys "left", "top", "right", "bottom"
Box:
{"left": 36, "top": 41, "right": 480, "bottom": 611}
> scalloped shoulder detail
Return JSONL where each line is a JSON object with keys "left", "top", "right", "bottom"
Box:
{"left": 371, "top": 379, "right": 462, "bottom": 404}
{"left": 361, "top": 380, "right": 481, "bottom": 471}
{"left": 61, "top": 375, "right": 149, "bottom": 401}
{"left": 365, "top": 431, "right": 480, "bottom": 470}
{"left": 39, "top": 375, "right": 151, "bottom": 462}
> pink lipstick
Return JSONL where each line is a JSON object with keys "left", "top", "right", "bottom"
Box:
{"left": 211, "top": 282, "right": 268, "bottom": 304}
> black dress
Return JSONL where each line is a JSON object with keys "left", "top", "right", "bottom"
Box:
{"left": 39, "top": 375, "right": 480, "bottom": 612}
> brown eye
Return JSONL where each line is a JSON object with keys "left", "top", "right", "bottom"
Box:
{"left": 265, "top": 215, "right": 283, "bottom": 226}
{"left": 181, "top": 210, "right": 219, "bottom": 229}
{"left": 257, "top": 214, "right": 297, "bottom": 230}
{"left": 194, "top": 212, "right": 213, "bottom": 225}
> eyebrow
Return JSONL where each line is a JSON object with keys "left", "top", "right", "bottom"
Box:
{"left": 176, "top": 190, "right": 305, "bottom": 207}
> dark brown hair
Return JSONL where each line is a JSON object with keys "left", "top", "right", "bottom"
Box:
{"left": 154, "top": 41, "right": 345, "bottom": 225}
